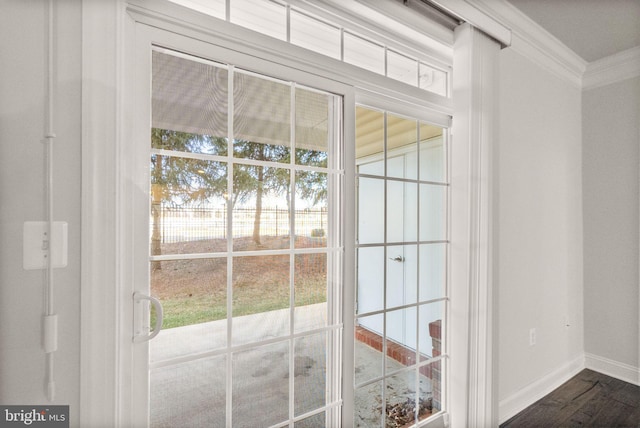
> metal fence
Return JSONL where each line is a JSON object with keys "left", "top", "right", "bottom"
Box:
{"left": 152, "top": 205, "right": 327, "bottom": 243}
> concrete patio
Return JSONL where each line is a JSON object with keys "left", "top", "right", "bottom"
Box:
{"left": 149, "top": 303, "right": 436, "bottom": 427}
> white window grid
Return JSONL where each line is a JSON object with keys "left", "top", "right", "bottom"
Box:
{"left": 354, "top": 106, "right": 450, "bottom": 424}
{"left": 168, "top": 0, "right": 451, "bottom": 97}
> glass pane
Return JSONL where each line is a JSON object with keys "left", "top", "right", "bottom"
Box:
{"left": 386, "top": 180, "right": 417, "bottom": 243}
{"left": 421, "top": 360, "right": 443, "bottom": 414}
{"left": 150, "top": 355, "right": 226, "bottom": 427}
{"left": 232, "top": 165, "right": 290, "bottom": 250}
{"left": 419, "top": 123, "right": 445, "bottom": 183}
{"left": 385, "top": 307, "right": 417, "bottom": 372}
{"left": 295, "top": 412, "right": 326, "bottom": 427}
{"left": 356, "top": 107, "right": 384, "bottom": 174}
{"left": 357, "top": 177, "right": 384, "bottom": 245}
{"left": 386, "top": 155, "right": 403, "bottom": 181}
{"left": 168, "top": 0, "right": 225, "bottom": 19}
{"left": 296, "top": 88, "right": 330, "bottom": 167}
{"left": 294, "top": 333, "right": 327, "bottom": 416}
{"left": 150, "top": 258, "right": 227, "bottom": 359}
{"left": 419, "top": 184, "right": 446, "bottom": 242}
{"left": 355, "top": 313, "right": 383, "bottom": 384}
{"left": 356, "top": 107, "right": 384, "bottom": 158}
{"left": 354, "top": 381, "right": 383, "bottom": 427}
{"left": 150, "top": 156, "right": 227, "bottom": 256}
{"left": 344, "top": 32, "right": 385, "bottom": 75}
{"left": 291, "top": 10, "right": 341, "bottom": 60}
{"left": 230, "top": 0, "right": 287, "bottom": 41}
{"left": 386, "top": 366, "right": 438, "bottom": 427}
{"left": 234, "top": 72, "right": 291, "bottom": 161}
{"left": 387, "top": 50, "right": 418, "bottom": 87}
{"left": 358, "top": 159, "right": 384, "bottom": 176}
{"left": 232, "top": 255, "right": 290, "bottom": 345}
{"left": 419, "top": 62, "right": 448, "bottom": 97}
{"left": 386, "top": 370, "right": 420, "bottom": 428}
{"left": 295, "top": 171, "right": 327, "bottom": 248}
{"left": 388, "top": 150, "right": 418, "bottom": 181}
{"left": 233, "top": 341, "right": 289, "bottom": 426}
{"left": 294, "top": 253, "right": 327, "bottom": 333}
{"left": 419, "top": 243, "right": 446, "bottom": 302}
{"left": 357, "top": 246, "right": 384, "bottom": 314}
{"left": 152, "top": 51, "right": 228, "bottom": 148}
{"left": 152, "top": 130, "right": 229, "bottom": 156}
{"left": 387, "top": 114, "right": 417, "bottom": 179}
{"left": 418, "top": 302, "right": 443, "bottom": 359}
{"left": 386, "top": 245, "right": 417, "bottom": 309}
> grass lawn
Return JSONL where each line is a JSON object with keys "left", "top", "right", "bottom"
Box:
{"left": 151, "top": 236, "right": 327, "bottom": 329}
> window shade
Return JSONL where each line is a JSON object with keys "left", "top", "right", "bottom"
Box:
{"left": 153, "top": 49, "right": 331, "bottom": 152}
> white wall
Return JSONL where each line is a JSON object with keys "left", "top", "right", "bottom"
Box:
{"left": 0, "top": 0, "right": 82, "bottom": 421}
{"left": 583, "top": 76, "right": 640, "bottom": 374}
{"left": 498, "top": 48, "right": 584, "bottom": 413}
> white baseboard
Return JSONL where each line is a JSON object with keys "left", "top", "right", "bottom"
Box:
{"left": 498, "top": 355, "right": 585, "bottom": 424}
{"left": 585, "top": 353, "right": 640, "bottom": 386}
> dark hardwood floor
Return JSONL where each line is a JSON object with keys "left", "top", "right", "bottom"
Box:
{"left": 501, "top": 369, "right": 640, "bottom": 428}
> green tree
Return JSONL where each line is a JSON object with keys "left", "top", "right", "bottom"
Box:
{"left": 151, "top": 129, "right": 329, "bottom": 252}
{"left": 150, "top": 129, "right": 227, "bottom": 266}
{"left": 295, "top": 148, "right": 328, "bottom": 206}
{"left": 232, "top": 140, "right": 289, "bottom": 245}
{"left": 233, "top": 142, "right": 328, "bottom": 245}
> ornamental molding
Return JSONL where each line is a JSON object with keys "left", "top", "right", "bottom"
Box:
{"left": 467, "top": 0, "right": 586, "bottom": 88}
{"left": 583, "top": 45, "right": 640, "bottom": 90}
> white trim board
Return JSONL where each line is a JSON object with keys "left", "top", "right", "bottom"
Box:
{"left": 583, "top": 46, "right": 640, "bottom": 90}
{"left": 450, "top": 23, "right": 500, "bottom": 427}
{"left": 499, "top": 354, "right": 640, "bottom": 424}
{"left": 585, "top": 353, "right": 640, "bottom": 386}
{"left": 498, "top": 355, "right": 585, "bottom": 424}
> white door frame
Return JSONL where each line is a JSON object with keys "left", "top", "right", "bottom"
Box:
{"left": 449, "top": 23, "right": 500, "bottom": 428}
{"left": 127, "top": 22, "right": 354, "bottom": 427}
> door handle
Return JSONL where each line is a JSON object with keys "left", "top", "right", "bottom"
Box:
{"left": 133, "top": 292, "right": 163, "bottom": 343}
{"left": 389, "top": 256, "right": 405, "bottom": 262}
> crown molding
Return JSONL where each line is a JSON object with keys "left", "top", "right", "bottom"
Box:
{"left": 583, "top": 45, "right": 640, "bottom": 90}
{"left": 465, "top": 0, "right": 587, "bottom": 88}
{"left": 427, "top": 0, "right": 512, "bottom": 47}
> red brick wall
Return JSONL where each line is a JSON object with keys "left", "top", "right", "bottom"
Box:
{"left": 428, "top": 320, "right": 441, "bottom": 410}
{"left": 355, "top": 319, "right": 442, "bottom": 410}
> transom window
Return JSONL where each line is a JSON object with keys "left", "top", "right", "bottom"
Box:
{"left": 167, "top": 0, "right": 450, "bottom": 96}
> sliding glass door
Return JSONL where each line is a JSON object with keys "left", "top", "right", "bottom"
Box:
{"left": 354, "top": 106, "right": 449, "bottom": 427}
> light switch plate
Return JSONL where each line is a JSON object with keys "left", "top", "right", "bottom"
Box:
{"left": 23, "top": 221, "right": 68, "bottom": 270}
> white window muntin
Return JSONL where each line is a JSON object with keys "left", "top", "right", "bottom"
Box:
{"left": 353, "top": 103, "right": 450, "bottom": 295}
